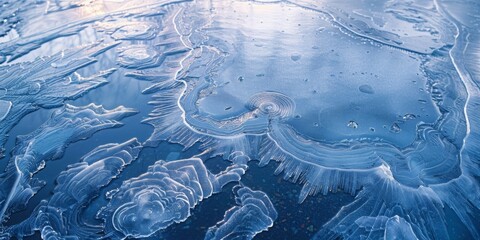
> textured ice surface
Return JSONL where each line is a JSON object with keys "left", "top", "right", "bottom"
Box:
{"left": 0, "top": 103, "right": 136, "bottom": 221}
{"left": 99, "top": 158, "right": 246, "bottom": 239}
{"left": 0, "top": 42, "right": 118, "bottom": 156}
{"left": 0, "top": 0, "right": 479, "bottom": 239}
{"left": 205, "top": 185, "right": 277, "bottom": 240}
{"left": 4, "top": 138, "right": 142, "bottom": 239}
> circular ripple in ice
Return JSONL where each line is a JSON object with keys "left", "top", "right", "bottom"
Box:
{"left": 117, "top": 45, "right": 160, "bottom": 69}
{"left": 246, "top": 92, "right": 295, "bottom": 119}
{"left": 100, "top": 158, "right": 246, "bottom": 238}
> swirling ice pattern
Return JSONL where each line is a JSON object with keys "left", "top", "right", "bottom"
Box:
{"left": 117, "top": 45, "right": 161, "bottom": 70}
{"left": 4, "top": 139, "right": 142, "bottom": 239}
{"left": 205, "top": 185, "right": 278, "bottom": 240}
{"left": 99, "top": 158, "right": 247, "bottom": 239}
{"left": 0, "top": 0, "right": 478, "bottom": 239}
{"left": 0, "top": 41, "right": 118, "bottom": 156}
{"left": 246, "top": 92, "right": 295, "bottom": 119}
{"left": 0, "top": 103, "right": 136, "bottom": 221}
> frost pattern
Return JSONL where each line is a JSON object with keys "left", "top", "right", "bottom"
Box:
{"left": 4, "top": 138, "right": 142, "bottom": 239}
{"left": 205, "top": 185, "right": 277, "bottom": 240}
{"left": 0, "top": 104, "right": 136, "bottom": 221}
{"left": 0, "top": 0, "right": 41, "bottom": 38}
{"left": 98, "top": 158, "right": 247, "bottom": 239}
{"left": 0, "top": 0, "right": 479, "bottom": 239}
{"left": 0, "top": 42, "right": 118, "bottom": 156}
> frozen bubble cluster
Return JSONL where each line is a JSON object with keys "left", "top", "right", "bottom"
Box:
{"left": 0, "top": 0, "right": 479, "bottom": 239}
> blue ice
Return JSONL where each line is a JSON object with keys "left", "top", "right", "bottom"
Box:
{"left": 0, "top": 0, "right": 479, "bottom": 239}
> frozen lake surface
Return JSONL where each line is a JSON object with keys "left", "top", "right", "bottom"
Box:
{"left": 0, "top": 0, "right": 479, "bottom": 239}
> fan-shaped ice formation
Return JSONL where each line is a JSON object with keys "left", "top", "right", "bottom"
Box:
{"left": 98, "top": 158, "right": 247, "bottom": 239}
{"left": 343, "top": 215, "right": 419, "bottom": 239}
{"left": 205, "top": 185, "right": 277, "bottom": 240}
{"left": 4, "top": 138, "right": 142, "bottom": 239}
{"left": 0, "top": 103, "right": 136, "bottom": 221}
{"left": 0, "top": 42, "right": 118, "bottom": 156}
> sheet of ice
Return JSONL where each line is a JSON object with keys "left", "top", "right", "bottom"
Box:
{"left": 0, "top": 41, "right": 118, "bottom": 156}
{"left": 98, "top": 158, "right": 247, "bottom": 239}
{"left": 0, "top": 100, "right": 12, "bottom": 122}
{"left": 0, "top": 0, "right": 41, "bottom": 38}
{"left": 95, "top": 20, "right": 159, "bottom": 40}
{"left": 3, "top": 138, "right": 142, "bottom": 239}
{"left": 141, "top": 0, "right": 479, "bottom": 239}
{"left": 0, "top": 103, "right": 136, "bottom": 221}
{"left": 205, "top": 185, "right": 278, "bottom": 240}
{"left": 0, "top": 0, "right": 478, "bottom": 239}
